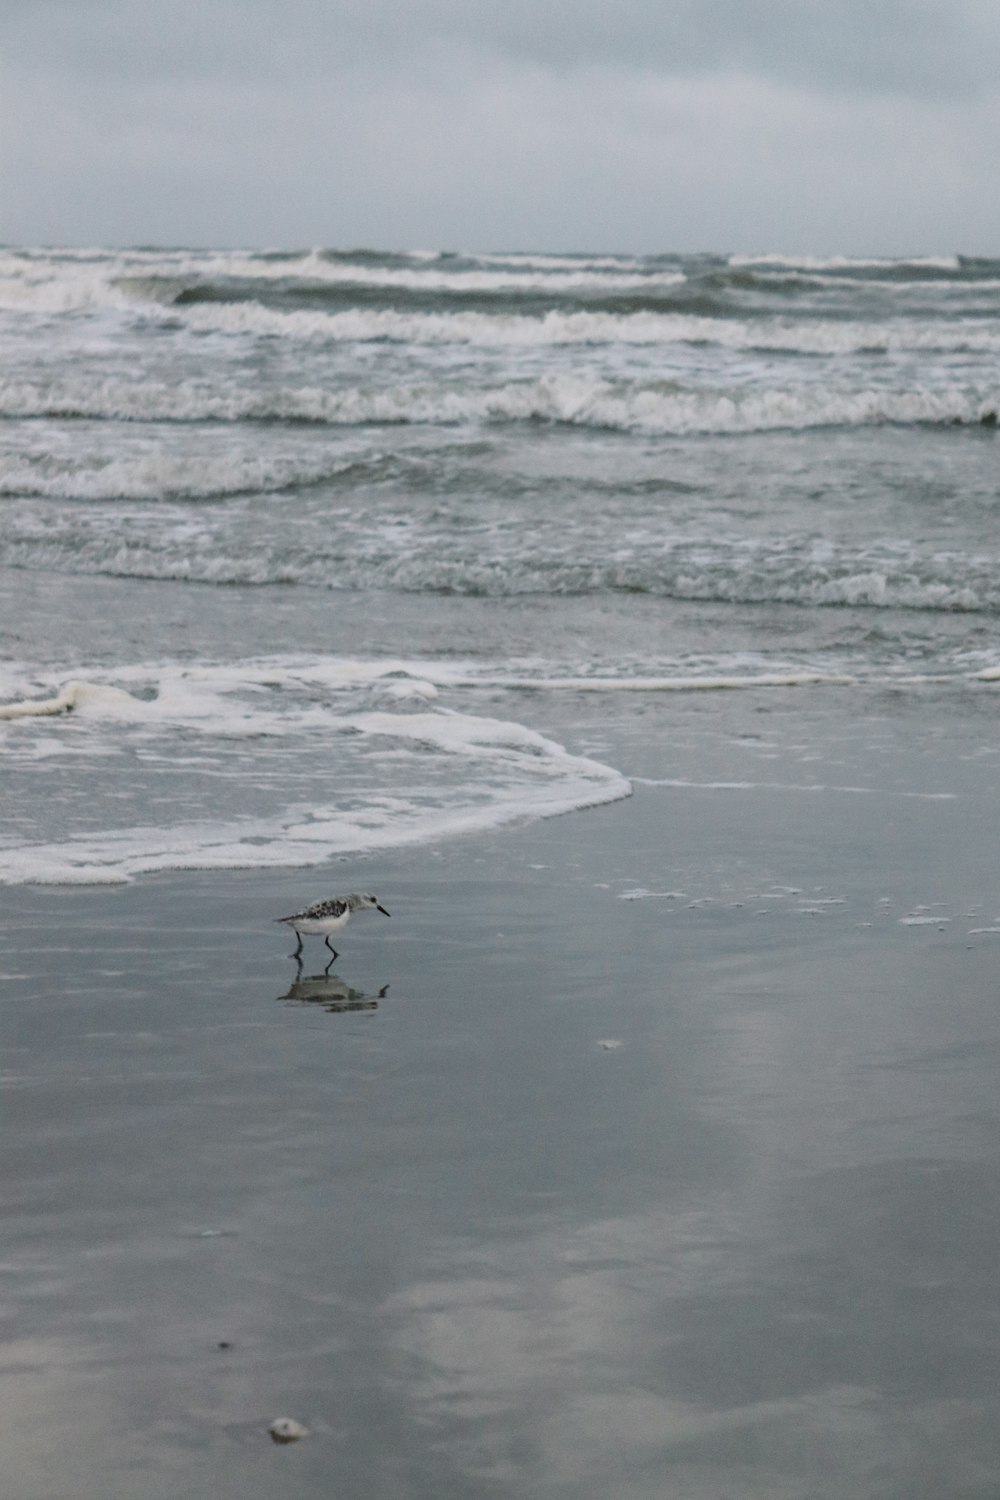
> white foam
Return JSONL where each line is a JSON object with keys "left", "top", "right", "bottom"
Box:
{"left": 0, "top": 658, "right": 631, "bottom": 885}
{"left": 218, "top": 661, "right": 857, "bottom": 696}
{"left": 728, "top": 253, "right": 962, "bottom": 273}
{"left": 633, "top": 777, "right": 956, "bottom": 800}
{"left": 164, "top": 252, "right": 687, "bottom": 295}
{"left": 484, "top": 671, "right": 858, "bottom": 691}
{"left": 173, "top": 300, "right": 1000, "bottom": 357}
{"left": 0, "top": 260, "right": 132, "bottom": 315}
{"left": 0, "top": 248, "right": 686, "bottom": 314}
{"left": 2, "top": 373, "right": 995, "bottom": 438}
{"left": 15, "top": 645, "right": 981, "bottom": 889}
{"left": 0, "top": 444, "right": 360, "bottom": 502}
{"left": 471, "top": 251, "right": 646, "bottom": 272}
{"left": 342, "top": 708, "right": 627, "bottom": 793}
{"left": 377, "top": 679, "right": 439, "bottom": 702}
{"left": 0, "top": 764, "right": 629, "bottom": 885}
{"left": 0, "top": 680, "right": 142, "bottom": 719}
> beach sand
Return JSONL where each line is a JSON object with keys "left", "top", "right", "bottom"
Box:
{"left": 6, "top": 710, "right": 1000, "bottom": 1499}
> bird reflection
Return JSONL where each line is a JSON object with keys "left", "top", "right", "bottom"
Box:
{"left": 278, "top": 960, "right": 388, "bottom": 1014}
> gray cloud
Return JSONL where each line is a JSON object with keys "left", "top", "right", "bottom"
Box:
{"left": 9, "top": 0, "right": 1000, "bottom": 94}
{"left": 3, "top": 1, "right": 999, "bottom": 250}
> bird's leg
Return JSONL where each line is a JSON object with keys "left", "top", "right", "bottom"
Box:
{"left": 291, "top": 931, "right": 303, "bottom": 959}
{"left": 324, "top": 938, "right": 339, "bottom": 959}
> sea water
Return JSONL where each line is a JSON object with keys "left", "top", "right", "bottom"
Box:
{"left": 1, "top": 246, "right": 998, "bottom": 884}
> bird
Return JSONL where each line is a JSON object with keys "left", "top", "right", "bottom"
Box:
{"left": 274, "top": 892, "right": 390, "bottom": 959}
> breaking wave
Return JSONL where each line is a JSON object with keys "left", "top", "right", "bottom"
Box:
{"left": 1, "top": 375, "right": 996, "bottom": 437}
{"left": 167, "top": 301, "right": 1000, "bottom": 355}
{"left": 0, "top": 445, "right": 376, "bottom": 501}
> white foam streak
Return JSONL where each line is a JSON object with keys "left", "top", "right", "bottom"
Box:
{"left": 0, "top": 680, "right": 140, "bottom": 719}
{"left": 1, "top": 375, "right": 995, "bottom": 440}
{"left": 470, "top": 251, "right": 646, "bottom": 272}
{"left": 169, "top": 253, "right": 686, "bottom": 294}
{"left": 729, "top": 253, "right": 962, "bottom": 272}
{"left": 175, "top": 300, "right": 1000, "bottom": 355}
{"left": 633, "top": 777, "right": 956, "bottom": 800}
{"left": 0, "top": 445, "right": 356, "bottom": 501}
{"left": 478, "top": 672, "right": 857, "bottom": 691}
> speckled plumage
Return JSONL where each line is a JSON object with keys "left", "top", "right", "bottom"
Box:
{"left": 275, "top": 892, "right": 390, "bottom": 959}
{"left": 279, "top": 897, "right": 350, "bottom": 925}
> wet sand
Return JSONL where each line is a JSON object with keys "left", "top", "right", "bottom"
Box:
{"left": 5, "top": 756, "right": 1000, "bottom": 1499}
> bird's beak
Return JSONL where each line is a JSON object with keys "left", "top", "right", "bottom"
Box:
{"left": 377, "top": 904, "right": 390, "bottom": 917}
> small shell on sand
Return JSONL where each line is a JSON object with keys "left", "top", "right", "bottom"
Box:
{"left": 269, "top": 1417, "right": 309, "bottom": 1444}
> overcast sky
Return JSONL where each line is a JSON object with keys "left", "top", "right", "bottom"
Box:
{"left": 4, "top": 0, "right": 998, "bottom": 254}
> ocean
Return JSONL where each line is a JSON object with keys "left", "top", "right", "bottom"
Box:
{"left": 2, "top": 245, "right": 999, "bottom": 884}
{"left": 4, "top": 246, "right": 1000, "bottom": 1498}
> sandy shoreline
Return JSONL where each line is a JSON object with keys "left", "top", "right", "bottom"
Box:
{"left": 6, "top": 766, "right": 1000, "bottom": 1497}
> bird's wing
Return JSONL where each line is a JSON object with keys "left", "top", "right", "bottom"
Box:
{"left": 307, "top": 898, "right": 349, "bottom": 919}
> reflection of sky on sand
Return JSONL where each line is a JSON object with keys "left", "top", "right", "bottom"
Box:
{"left": 8, "top": 1172, "right": 996, "bottom": 1497}
{"left": 6, "top": 741, "right": 1000, "bottom": 1499}
{"left": 2, "top": 1335, "right": 116, "bottom": 1498}
{"left": 377, "top": 1182, "right": 997, "bottom": 1496}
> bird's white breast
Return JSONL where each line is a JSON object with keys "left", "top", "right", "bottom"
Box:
{"left": 294, "top": 910, "right": 351, "bottom": 935}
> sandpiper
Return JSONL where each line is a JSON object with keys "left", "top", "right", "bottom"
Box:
{"left": 274, "top": 892, "right": 390, "bottom": 959}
